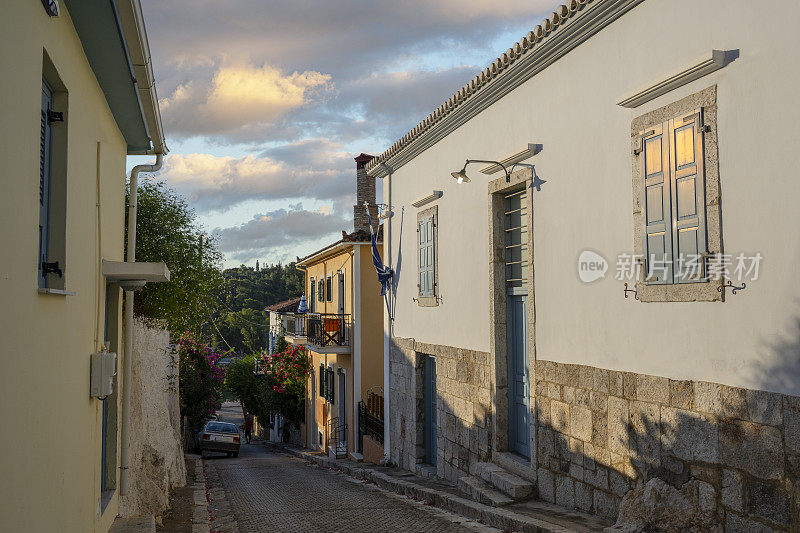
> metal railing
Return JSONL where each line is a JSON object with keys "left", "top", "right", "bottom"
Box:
{"left": 358, "top": 390, "right": 384, "bottom": 451}
{"left": 328, "top": 417, "right": 347, "bottom": 458}
{"left": 307, "top": 313, "right": 351, "bottom": 347}
{"left": 281, "top": 313, "right": 307, "bottom": 337}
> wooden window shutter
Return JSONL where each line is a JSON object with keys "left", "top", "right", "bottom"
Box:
{"left": 669, "top": 110, "right": 707, "bottom": 283}
{"left": 39, "top": 81, "right": 54, "bottom": 288}
{"left": 310, "top": 278, "right": 316, "bottom": 312}
{"left": 641, "top": 124, "right": 673, "bottom": 284}
{"left": 326, "top": 276, "right": 332, "bottom": 302}
{"left": 418, "top": 216, "right": 435, "bottom": 297}
{"left": 319, "top": 363, "right": 325, "bottom": 397}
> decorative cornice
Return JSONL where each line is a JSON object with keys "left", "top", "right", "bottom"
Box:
{"left": 479, "top": 143, "right": 543, "bottom": 174}
{"left": 411, "top": 191, "right": 443, "bottom": 208}
{"left": 366, "top": 0, "right": 646, "bottom": 178}
{"left": 617, "top": 50, "right": 727, "bottom": 108}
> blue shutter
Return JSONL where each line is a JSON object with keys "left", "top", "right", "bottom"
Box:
{"left": 642, "top": 125, "right": 673, "bottom": 284}
{"left": 418, "top": 216, "right": 435, "bottom": 297}
{"left": 39, "top": 81, "right": 54, "bottom": 288}
{"left": 669, "top": 111, "right": 707, "bottom": 283}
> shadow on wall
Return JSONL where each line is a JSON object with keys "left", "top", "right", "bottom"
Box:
{"left": 387, "top": 310, "right": 800, "bottom": 531}
{"left": 754, "top": 311, "right": 800, "bottom": 397}
{"left": 534, "top": 358, "right": 800, "bottom": 531}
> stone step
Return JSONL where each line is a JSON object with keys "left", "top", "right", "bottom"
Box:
{"left": 471, "top": 461, "right": 534, "bottom": 500}
{"left": 456, "top": 475, "right": 514, "bottom": 507}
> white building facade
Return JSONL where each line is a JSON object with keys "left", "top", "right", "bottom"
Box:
{"left": 370, "top": 0, "right": 800, "bottom": 529}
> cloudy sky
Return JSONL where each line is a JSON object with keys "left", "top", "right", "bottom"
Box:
{"left": 128, "top": 0, "right": 555, "bottom": 268}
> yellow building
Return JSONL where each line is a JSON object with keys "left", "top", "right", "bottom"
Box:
{"left": 280, "top": 155, "right": 385, "bottom": 459}
{"left": 0, "top": 1, "right": 166, "bottom": 531}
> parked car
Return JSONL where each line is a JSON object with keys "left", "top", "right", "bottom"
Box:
{"left": 198, "top": 421, "right": 241, "bottom": 457}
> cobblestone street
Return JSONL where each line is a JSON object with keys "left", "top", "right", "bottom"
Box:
{"left": 202, "top": 403, "right": 496, "bottom": 533}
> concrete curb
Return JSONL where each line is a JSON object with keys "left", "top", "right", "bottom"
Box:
{"left": 272, "top": 443, "right": 574, "bottom": 533}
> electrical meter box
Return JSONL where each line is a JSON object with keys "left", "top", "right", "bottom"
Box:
{"left": 90, "top": 350, "right": 117, "bottom": 397}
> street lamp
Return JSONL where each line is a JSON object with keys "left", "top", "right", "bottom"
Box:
{"left": 451, "top": 159, "right": 510, "bottom": 184}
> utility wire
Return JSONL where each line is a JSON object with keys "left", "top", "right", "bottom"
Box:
{"left": 207, "top": 311, "right": 235, "bottom": 352}
{"left": 212, "top": 294, "right": 271, "bottom": 327}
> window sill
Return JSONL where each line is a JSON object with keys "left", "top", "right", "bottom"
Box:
{"left": 636, "top": 279, "right": 722, "bottom": 303}
{"left": 38, "top": 287, "right": 76, "bottom": 296}
{"left": 416, "top": 296, "right": 439, "bottom": 307}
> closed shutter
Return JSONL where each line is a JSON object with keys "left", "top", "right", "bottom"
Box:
{"left": 326, "top": 276, "right": 332, "bottom": 302}
{"left": 318, "top": 279, "right": 324, "bottom": 302}
{"left": 418, "top": 216, "right": 435, "bottom": 297}
{"left": 641, "top": 124, "right": 673, "bottom": 284}
{"left": 319, "top": 363, "right": 325, "bottom": 397}
{"left": 310, "top": 278, "right": 315, "bottom": 312}
{"left": 39, "top": 81, "right": 54, "bottom": 288}
{"left": 669, "top": 110, "right": 707, "bottom": 283}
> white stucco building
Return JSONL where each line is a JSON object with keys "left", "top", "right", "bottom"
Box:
{"left": 370, "top": 0, "right": 800, "bottom": 529}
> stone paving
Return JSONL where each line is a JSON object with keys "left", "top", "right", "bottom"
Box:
{"left": 204, "top": 445, "right": 498, "bottom": 533}
{"left": 199, "top": 401, "right": 497, "bottom": 533}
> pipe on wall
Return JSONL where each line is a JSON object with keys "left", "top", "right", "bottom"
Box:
{"left": 120, "top": 152, "right": 163, "bottom": 496}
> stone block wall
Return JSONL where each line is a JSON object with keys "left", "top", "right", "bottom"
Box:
{"left": 535, "top": 359, "right": 800, "bottom": 530}
{"left": 389, "top": 337, "right": 493, "bottom": 483}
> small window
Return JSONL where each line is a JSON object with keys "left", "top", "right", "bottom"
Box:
{"left": 326, "top": 276, "right": 332, "bottom": 302}
{"left": 416, "top": 205, "right": 438, "bottom": 306}
{"left": 38, "top": 54, "right": 68, "bottom": 292}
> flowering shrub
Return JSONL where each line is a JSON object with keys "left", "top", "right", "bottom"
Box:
{"left": 177, "top": 333, "right": 226, "bottom": 430}
{"left": 225, "top": 345, "right": 310, "bottom": 437}
{"left": 265, "top": 345, "right": 310, "bottom": 395}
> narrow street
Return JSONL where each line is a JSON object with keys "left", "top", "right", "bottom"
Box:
{"left": 203, "top": 402, "right": 496, "bottom": 533}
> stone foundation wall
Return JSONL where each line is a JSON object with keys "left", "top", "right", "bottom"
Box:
{"left": 535, "top": 359, "right": 800, "bottom": 530}
{"left": 389, "top": 337, "right": 493, "bottom": 482}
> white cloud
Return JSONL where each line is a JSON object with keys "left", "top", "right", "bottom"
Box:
{"left": 214, "top": 204, "right": 350, "bottom": 265}
{"left": 160, "top": 142, "right": 353, "bottom": 212}
{"left": 160, "top": 63, "right": 333, "bottom": 137}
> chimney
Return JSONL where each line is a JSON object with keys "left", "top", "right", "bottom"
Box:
{"left": 353, "top": 153, "right": 377, "bottom": 234}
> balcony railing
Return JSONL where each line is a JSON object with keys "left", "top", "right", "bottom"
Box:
{"left": 281, "top": 313, "right": 307, "bottom": 337}
{"left": 307, "top": 313, "right": 351, "bottom": 347}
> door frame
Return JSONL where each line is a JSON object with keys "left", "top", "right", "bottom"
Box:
{"left": 488, "top": 170, "right": 537, "bottom": 469}
{"left": 338, "top": 368, "right": 347, "bottom": 448}
{"left": 424, "top": 355, "right": 437, "bottom": 466}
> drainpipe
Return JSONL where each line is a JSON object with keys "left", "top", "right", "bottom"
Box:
{"left": 378, "top": 163, "right": 393, "bottom": 458}
{"left": 120, "top": 152, "right": 163, "bottom": 496}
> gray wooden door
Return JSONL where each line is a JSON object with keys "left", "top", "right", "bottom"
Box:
{"left": 507, "top": 295, "right": 530, "bottom": 458}
{"left": 425, "top": 355, "right": 437, "bottom": 466}
{"left": 505, "top": 188, "right": 530, "bottom": 458}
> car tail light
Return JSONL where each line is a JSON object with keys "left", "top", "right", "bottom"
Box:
{"left": 234, "top": 436, "right": 240, "bottom": 443}
{"left": 202, "top": 434, "right": 210, "bottom": 440}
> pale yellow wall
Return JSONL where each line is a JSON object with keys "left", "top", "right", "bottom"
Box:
{"left": 304, "top": 248, "right": 353, "bottom": 315}
{"left": 0, "top": 3, "right": 128, "bottom": 532}
{"left": 306, "top": 350, "right": 355, "bottom": 454}
{"left": 358, "top": 244, "right": 385, "bottom": 401}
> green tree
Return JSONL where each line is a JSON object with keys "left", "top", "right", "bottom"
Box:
{"left": 126, "top": 178, "right": 223, "bottom": 335}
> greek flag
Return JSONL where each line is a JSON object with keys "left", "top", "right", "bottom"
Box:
{"left": 365, "top": 203, "right": 393, "bottom": 296}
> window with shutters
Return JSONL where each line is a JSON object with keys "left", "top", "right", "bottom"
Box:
{"left": 326, "top": 275, "right": 332, "bottom": 302}
{"left": 37, "top": 63, "right": 68, "bottom": 293}
{"left": 416, "top": 204, "right": 439, "bottom": 306}
{"left": 318, "top": 279, "right": 324, "bottom": 302}
{"left": 631, "top": 86, "right": 723, "bottom": 302}
{"left": 310, "top": 277, "right": 316, "bottom": 312}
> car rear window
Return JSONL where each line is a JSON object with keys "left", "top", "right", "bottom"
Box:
{"left": 205, "top": 422, "right": 237, "bottom": 433}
